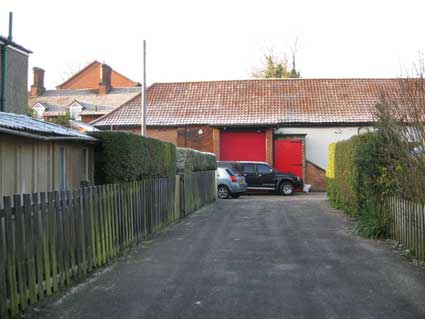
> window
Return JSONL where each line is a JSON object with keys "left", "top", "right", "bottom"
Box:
{"left": 225, "top": 168, "right": 235, "bottom": 176}
{"left": 257, "top": 164, "right": 272, "bottom": 174}
{"left": 33, "top": 104, "right": 46, "bottom": 120}
{"left": 59, "top": 147, "right": 66, "bottom": 190}
{"left": 242, "top": 164, "right": 256, "bottom": 174}
{"left": 82, "top": 148, "right": 88, "bottom": 181}
{"left": 69, "top": 103, "right": 82, "bottom": 120}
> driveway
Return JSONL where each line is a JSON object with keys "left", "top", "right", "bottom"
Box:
{"left": 28, "top": 193, "right": 425, "bottom": 319}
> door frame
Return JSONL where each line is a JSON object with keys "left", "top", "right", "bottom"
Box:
{"left": 273, "top": 134, "right": 307, "bottom": 181}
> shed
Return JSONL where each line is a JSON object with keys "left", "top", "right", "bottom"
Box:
{"left": 0, "top": 112, "right": 97, "bottom": 196}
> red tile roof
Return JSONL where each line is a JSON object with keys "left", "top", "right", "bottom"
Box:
{"left": 91, "top": 79, "right": 406, "bottom": 127}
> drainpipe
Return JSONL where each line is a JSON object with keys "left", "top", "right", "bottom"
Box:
{"left": 1, "top": 12, "right": 12, "bottom": 113}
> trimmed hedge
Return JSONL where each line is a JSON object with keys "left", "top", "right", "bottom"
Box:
{"left": 92, "top": 131, "right": 176, "bottom": 184}
{"left": 327, "top": 132, "right": 393, "bottom": 237}
{"left": 176, "top": 147, "right": 217, "bottom": 174}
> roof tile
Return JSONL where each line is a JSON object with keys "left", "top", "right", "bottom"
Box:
{"left": 91, "top": 79, "right": 408, "bottom": 127}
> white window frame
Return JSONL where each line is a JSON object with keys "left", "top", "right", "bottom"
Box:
{"left": 69, "top": 102, "right": 83, "bottom": 120}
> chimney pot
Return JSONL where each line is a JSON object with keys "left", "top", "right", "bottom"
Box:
{"left": 30, "top": 67, "right": 45, "bottom": 97}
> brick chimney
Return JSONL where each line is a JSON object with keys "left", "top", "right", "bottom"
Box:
{"left": 98, "top": 63, "right": 112, "bottom": 95}
{"left": 30, "top": 67, "right": 45, "bottom": 97}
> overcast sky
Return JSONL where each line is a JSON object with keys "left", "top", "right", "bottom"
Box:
{"left": 1, "top": 0, "right": 425, "bottom": 89}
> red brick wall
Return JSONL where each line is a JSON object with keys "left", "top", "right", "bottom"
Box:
{"left": 112, "top": 126, "right": 213, "bottom": 153}
{"left": 177, "top": 126, "right": 213, "bottom": 153}
{"left": 58, "top": 62, "right": 136, "bottom": 90}
{"left": 81, "top": 114, "right": 103, "bottom": 123}
{"left": 147, "top": 128, "right": 178, "bottom": 144}
{"left": 305, "top": 161, "right": 326, "bottom": 191}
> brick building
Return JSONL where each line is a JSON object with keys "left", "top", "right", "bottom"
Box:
{"left": 28, "top": 61, "right": 141, "bottom": 123}
{"left": 91, "top": 79, "right": 405, "bottom": 191}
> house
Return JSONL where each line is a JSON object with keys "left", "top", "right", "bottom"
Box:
{"left": 28, "top": 61, "right": 141, "bottom": 123}
{"left": 91, "top": 79, "right": 405, "bottom": 191}
{"left": 0, "top": 32, "right": 32, "bottom": 115}
{"left": 0, "top": 112, "right": 97, "bottom": 196}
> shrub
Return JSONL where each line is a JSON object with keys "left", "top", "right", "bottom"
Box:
{"left": 91, "top": 131, "right": 176, "bottom": 184}
{"left": 176, "top": 148, "right": 216, "bottom": 174}
{"left": 327, "top": 132, "right": 394, "bottom": 237}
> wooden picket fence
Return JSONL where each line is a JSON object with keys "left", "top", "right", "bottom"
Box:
{"left": 387, "top": 197, "right": 425, "bottom": 262}
{"left": 0, "top": 171, "right": 216, "bottom": 318}
{"left": 180, "top": 171, "right": 216, "bottom": 217}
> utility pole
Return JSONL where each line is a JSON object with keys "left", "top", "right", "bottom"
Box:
{"left": 141, "top": 40, "right": 147, "bottom": 136}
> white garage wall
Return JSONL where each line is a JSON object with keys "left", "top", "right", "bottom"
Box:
{"left": 274, "top": 127, "right": 372, "bottom": 170}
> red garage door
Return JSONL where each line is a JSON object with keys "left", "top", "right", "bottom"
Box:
{"left": 274, "top": 139, "right": 303, "bottom": 177}
{"left": 220, "top": 131, "right": 266, "bottom": 161}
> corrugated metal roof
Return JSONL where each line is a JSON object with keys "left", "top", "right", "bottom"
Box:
{"left": 91, "top": 78, "right": 406, "bottom": 127}
{"left": 0, "top": 112, "right": 97, "bottom": 141}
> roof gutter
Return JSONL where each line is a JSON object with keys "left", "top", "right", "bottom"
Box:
{"left": 0, "top": 127, "right": 98, "bottom": 142}
{"left": 1, "top": 13, "right": 13, "bottom": 113}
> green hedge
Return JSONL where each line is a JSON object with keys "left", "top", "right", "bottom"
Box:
{"left": 92, "top": 131, "right": 176, "bottom": 184}
{"left": 327, "top": 132, "right": 394, "bottom": 237}
{"left": 176, "top": 147, "right": 217, "bottom": 174}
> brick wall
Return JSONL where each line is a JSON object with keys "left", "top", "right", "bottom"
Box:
{"left": 147, "top": 127, "right": 178, "bottom": 144}
{"left": 81, "top": 114, "right": 103, "bottom": 124}
{"left": 177, "top": 126, "right": 213, "bottom": 153}
{"left": 109, "top": 125, "right": 213, "bottom": 153}
{"left": 58, "top": 62, "right": 136, "bottom": 90}
{"left": 305, "top": 161, "right": 326, "bottom": 191}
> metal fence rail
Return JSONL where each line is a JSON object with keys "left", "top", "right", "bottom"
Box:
{"left": 387, "top": 197, "right": 425, "bottom": 262}
{"left": 0, "top": 171, "right": 215, "bottom": 318}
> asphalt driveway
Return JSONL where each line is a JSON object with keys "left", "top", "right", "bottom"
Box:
{"left": 28, "top": 193, "right": 425, "bottom": 319}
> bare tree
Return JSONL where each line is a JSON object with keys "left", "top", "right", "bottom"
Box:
{"left": 374, "top": 56, "right": 425, "bottom": 202}
{"left": 252, "top": 39, "right": 301, "bottom": 79}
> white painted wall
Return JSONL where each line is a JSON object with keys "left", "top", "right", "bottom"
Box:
{"left": 275, "top": 127, "right": 372, "bottom": 170}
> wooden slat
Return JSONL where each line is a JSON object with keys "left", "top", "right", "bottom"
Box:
{"left": 68, "top": 191, "right": 77, "bottom": 279}
{"left": 40, "top": 193, "right": 52, "bottom": 296}
{"left": 0, "top": 202, "right": 9, "bottom": 319}
{"left": 4, "top": 196, "right": 18, "bottom": 316}
{"left": 92, "top": 187, "right": 100, "bottom": 267}
{"left": 33, "top": 193, "right": 44, "bottom": 300}
{"left": 97, "top": 186, "right": 106, "bottom": 265}
{"left": 79, "top": 188, "right": 87, "bottom": 277}
{"left": 85, "top": 187, "right": 94, "bottom": 272}
{"left": 61, "top": 191, "right": 71, "bottom": 285}
{"left": 73, "top": 190, "right": 82, "bottom": 279}
{"left": 54, "top": 191, "right": 65, "bottom": 288}
{"left": 14, "top": 194, "right": 27, "bottom": 310}
{"left": 23, "top": 194, "right": 37, "bottom": 305}
{"left": 47, "top": 192, "right": 58, "bottom": 293}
